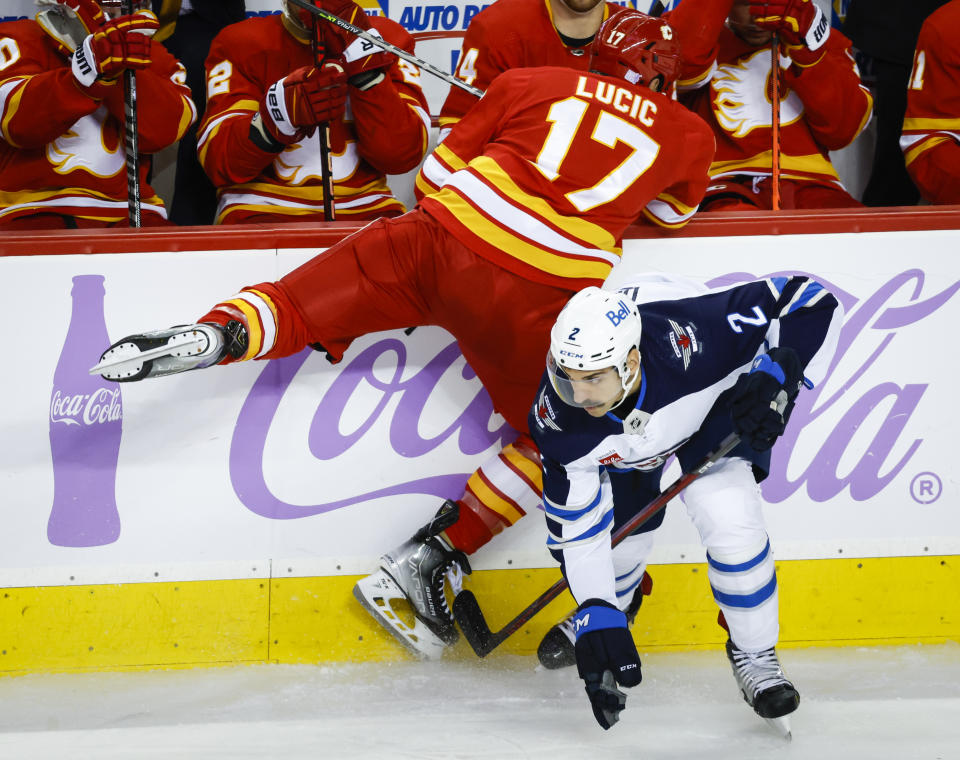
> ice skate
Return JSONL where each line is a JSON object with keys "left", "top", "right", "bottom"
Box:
{"left": 89, "top": 321, "right": 247, "bottom": 382}
{"left": 536, "top": 571, "right": 652, "bottom": 669}
{"left": 725, "top": 639, "right": 799, "bottom": 739}
{"left": 353, "top": 501, "right": 471, "bottom": 660}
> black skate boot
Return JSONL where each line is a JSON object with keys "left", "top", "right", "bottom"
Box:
{"left": 726, "top": 639, "right": 800, "bottom": 737}
{"left": 90, "top": 320, "right": 248, "bottom": 382}
{"left": 537, "top": 571, "right": 652, "bottom": 669}
{"left": 353, "top": 501, "right": 471, "bottom": 659}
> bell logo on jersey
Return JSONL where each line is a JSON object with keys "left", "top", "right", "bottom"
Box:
{"left": 667, "top": 319, "right": 700, "bottom": 370}
{"left": 606, "top": 300, "right": 632, "bottom": 327}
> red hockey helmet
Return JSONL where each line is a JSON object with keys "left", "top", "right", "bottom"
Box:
{"left": 589, "top": 9, "right": 681, "bottom": 93}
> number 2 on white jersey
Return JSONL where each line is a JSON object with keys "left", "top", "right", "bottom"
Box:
{"left": 535, "top": 96, "right": 660, "bottom": 212}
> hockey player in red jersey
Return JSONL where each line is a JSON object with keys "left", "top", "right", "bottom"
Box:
{"left": 91, "top": 10, "right": 716, "bottom": 658}
{"left": 420, "top": 0, "right": 737, "bottom": 663}
{"left": 195, "top": 0, "right": 430, "bottom": 224}
{"left": 900, "top": 0, "right": 960, "bottom": 204}
{"left": 440, "top": 0, "right": 738, "bottom": 140}
{"left": 0, "top": 0, "right": 195, "bottom": 229}
{"left": 681, "top": 0, "right": 873, "bottom": 210}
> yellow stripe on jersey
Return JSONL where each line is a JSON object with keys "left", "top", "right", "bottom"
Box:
{"left": 198, "top": 100, "right": 260, "bottom": 164}
{"left": 853, "top": 88, "right": 874, "bottom": 139}
{"left": 430, "top": 187, "right": 616, "bottom": 282}
{"left": 466, "top": 470, "right": 525, "bottom": 524}
{"left": 0, "top": 187, "right": 164, "bottom": 217}
{"left": 222, "top": 298, "right": 262, "bottom": 360}
{"left": 902, "top": 117, "right": 960, "bottom": 132}
{"left": 227, "top": 177, "right": 392, "bottom": 200}
{"left": 502, "top": 446, "right": 543, "bottom": 489}
{"left": 469, "top": 156, "right": 618, "bottom": 252}
{"left": 656, "top": 191, "right": 696, "bottom": 216}
{"left": 216, "top": 198, "right": 400, "bottom": 224}
{"left": 414, "top": 171, "right": 435, "bottom": 197}
{"left": 245, "top": 288, "right": 280, "bottom": 351}
{"left": 677, "top": 63, "right": 715, "bottom": 90}
{"left": 433, "top": 142, "right": 468, "bottom": 172}
{"left": 1, "top": 79, "right": 28, "bottom": 148}
{"left": 642, "top": 205, "right": 690, "bottom": 230}
{"left": 903, "top": 135, "right": 955, "bottom": 167}
{"left": 710, "top": 151, "right": 840, "bottom": 180}
{"left": 176, "top": 96, "right": 195, "bottom": 141}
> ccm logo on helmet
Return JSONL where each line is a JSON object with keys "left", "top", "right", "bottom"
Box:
{"left": 606, "top": 300, "right": 633, "bottom": 327}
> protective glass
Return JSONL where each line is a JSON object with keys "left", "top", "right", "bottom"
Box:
{"left": 546, "top": 352, "right": 624, "bottom": 410}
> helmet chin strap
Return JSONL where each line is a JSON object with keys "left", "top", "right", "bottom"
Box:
{"left": 618, "top": 362, "right": 641, "bottom": 395}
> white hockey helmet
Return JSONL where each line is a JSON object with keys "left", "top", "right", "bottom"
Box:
{"left": 547, "top": 287, "right": 643, "bottom": 408}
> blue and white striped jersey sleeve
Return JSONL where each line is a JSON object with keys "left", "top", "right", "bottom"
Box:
{"left": 541, "top": 455, "right": 619, "bottom": 606}
{"left": 763, "top": 276, "right": 844, "bottom": 387}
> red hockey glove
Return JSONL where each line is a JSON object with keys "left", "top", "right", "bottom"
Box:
{"left": 317, "top": 0, "right": 396, "bottom": 90}
{"left": 750, "top": 0, "right": 830, "bottom": 64}
{"left": 253, "top": 62, "right": 348, "bottom": 151}
{"left": 71, "top": 10, "right": 158, "bottom": 89}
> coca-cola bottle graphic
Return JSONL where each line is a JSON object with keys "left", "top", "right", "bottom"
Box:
{"left": 48, "top": 274, "right": 122, "bottom": 547}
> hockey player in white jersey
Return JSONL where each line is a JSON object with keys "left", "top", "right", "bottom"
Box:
{"left": 531, "top": 275, "right": 842, "bottom": 734}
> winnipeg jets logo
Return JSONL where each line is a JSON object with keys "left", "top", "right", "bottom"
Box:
{"left": 533, "top": 389, "right": 561, "bottom": 432}
{"left": 667, "top": 319, "right": 700, "bottom": 370}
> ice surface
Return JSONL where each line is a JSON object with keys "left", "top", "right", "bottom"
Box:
{"left": 0, "top": 644, "right": 957, "bottom": 759}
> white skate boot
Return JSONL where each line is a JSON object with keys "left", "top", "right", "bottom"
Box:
{"left": 353, "top": 501, "right": 471, "bottom": 659}
{"left": 726, "top": 639, "right": 799, "bottom": 739}
{"left": 89, "top": 321, "right": 248, "bottom": 382}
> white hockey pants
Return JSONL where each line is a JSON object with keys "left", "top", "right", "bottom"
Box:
{"left": 681, "top": 456, "right": 779, "bottom": 653}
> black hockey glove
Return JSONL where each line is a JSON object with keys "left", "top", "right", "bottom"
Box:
{"left": 729, "top": 347, "right": 804, "bottom": 452}
{"left": 573, "top": 599, "right": 642, "bottom": 730}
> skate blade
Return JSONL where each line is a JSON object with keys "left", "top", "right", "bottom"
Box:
{"left": 353, "top": 571, "right": 449, "bottom": 660}
{"left": 764, "top": 715, "right": 792, "bottom": 741}
{"left": 89, "top": 330, "right": 210, "bottom": 380}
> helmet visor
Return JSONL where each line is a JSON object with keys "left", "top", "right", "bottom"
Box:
{"left": 547, "top": 352, "right": 625, "bottom": 410}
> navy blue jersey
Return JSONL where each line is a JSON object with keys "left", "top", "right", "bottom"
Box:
{"left": 529, "top": 274, "right": 843, "bottom": 606}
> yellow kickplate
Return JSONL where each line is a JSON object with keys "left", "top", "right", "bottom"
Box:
{"left": 2, "top": 556, "right": 956, "bottom": 673}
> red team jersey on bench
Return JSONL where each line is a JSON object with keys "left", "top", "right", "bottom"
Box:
{"left": 0, "top": 19, "right": 194, "bottom": 226}
{"left": 901, "top": 0, "right": 960, "bottom": 204}
{"left": 197, "top": 14, "right": 430, "bottom": 224}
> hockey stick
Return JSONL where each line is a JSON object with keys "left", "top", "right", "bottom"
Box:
{"left": 122, "top": 0, "right": 141, "bottom": 227}
{"left": 285, "top": 0, "right": 484, "bottom": 98}
{"left": 311, "top": 21, "right": 336, "bottom": 221}
{"left": 770, "top": 34, "right": 781, "bottom": 211}
{"left": 452, "top": 432, "right": 741, "bottom": 657}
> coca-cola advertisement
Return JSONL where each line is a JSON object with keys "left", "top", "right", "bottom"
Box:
{"left": 48, "top": 275, "right": 122, "bottom": 547}
{"left": 0, "top": 227, "right": 956, "bottom": 581}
